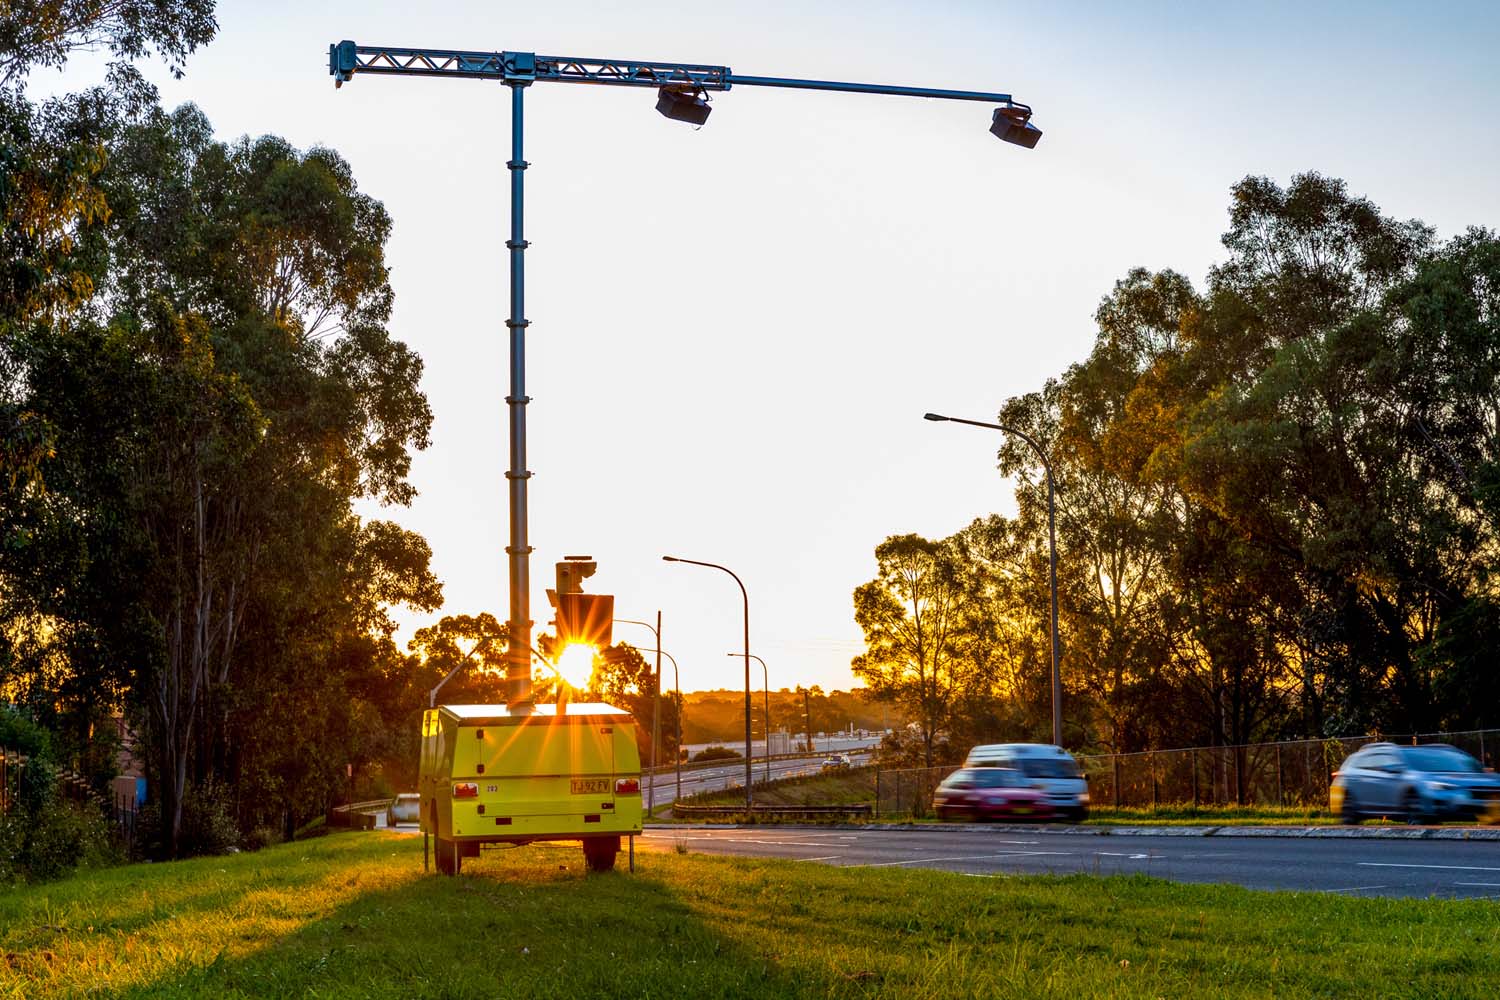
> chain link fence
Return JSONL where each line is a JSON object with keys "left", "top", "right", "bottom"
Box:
{"left": 872, "top": 728, "right": 1500, "bottom": 816}
{"left": 1081, "top": 728, "right": 1500, "bottom": 809}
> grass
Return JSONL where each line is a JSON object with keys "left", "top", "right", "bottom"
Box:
{"left": 679, "top": 767, "right": 876, "bottom": 809}
{"left": 4, "top": 832, "right": 1499, "bottom": 999}
{"left": 1084, "top": 804, "right": 1342, "bottom": 826}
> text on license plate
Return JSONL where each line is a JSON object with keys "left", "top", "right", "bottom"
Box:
{"left": 571, "top": 779, "right": 609, "bottom": 795}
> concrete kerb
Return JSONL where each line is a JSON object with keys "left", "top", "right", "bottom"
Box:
{"left": 643, "top": 821, "right": 1500, "bottom": 841}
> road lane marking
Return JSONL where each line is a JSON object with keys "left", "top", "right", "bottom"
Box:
{"left": 1324, "top": 885, "right": 1388, "bottom": 893}
{"left": 850, "top": 851, "right": 1071, "bottom": 869}
{"left": 1095, "top": 852, "right": 1161, "bottom": 860}
{"left": 800, "top": 855, "right": 843, "bottom": 862}
{"left": 1454, "top": 882, "right": 1500, "bottom": 887}
{"left": 1358, "top": 863, "right": 1500, "bottom": 872}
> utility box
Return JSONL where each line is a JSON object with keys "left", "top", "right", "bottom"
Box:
{"left": 419, "top": 702, "right": 643, "bottom": 874}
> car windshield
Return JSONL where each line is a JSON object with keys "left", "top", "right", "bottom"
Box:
{"left": 948, "top": 768, "right": 1023, "bottom": 788}
{"left": 1018, "top": 757, "right": 1081, "bottom": 779}
{"left": 1405, "top": 748, "right": 1482, "bottom": 773}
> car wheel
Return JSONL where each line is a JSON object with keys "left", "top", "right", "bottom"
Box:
{"left": 583, "top": 835, "right": 620, "bottom": 872}
{"left": 1340, "top": 791, "right": 1361, "bottom": 825}
{"left": 1404, "top": 791, "right": 1428, "bottom": 826}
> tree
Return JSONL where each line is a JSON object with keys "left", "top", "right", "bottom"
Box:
{"left": 852, "top": 534, "right": 970, "bottom": 767}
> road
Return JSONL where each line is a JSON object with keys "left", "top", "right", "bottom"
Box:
{"left": 636, "top": 824, "right": 1500, "bottom": 899}
{"left": 644, "top": 750, "right": 872, "bottom": 808}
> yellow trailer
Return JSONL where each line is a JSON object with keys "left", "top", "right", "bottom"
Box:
{"left": 419, "top": 702, "right": 643, "bottom": 874}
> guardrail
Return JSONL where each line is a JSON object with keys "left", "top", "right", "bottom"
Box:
{"left": 645, "top": 747, "right": 873, "bottom": 777}
{"left": 672, "top": 802, "right": 873, "bottom": 821}
{"left": 328, "top": 798, "right": 395, "bottom": 829}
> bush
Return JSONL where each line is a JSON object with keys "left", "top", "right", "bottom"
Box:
{"left": 242, "top": 825, "right": 282, "bottom": 852}
{"left": 178, "top": 778, "right": 241, "bottom": 856}
{"left": 0, "top": 799, "right": 118, "bottom": 884}
{"left": 690, "top": 745, "right": 743, "bottom": 763}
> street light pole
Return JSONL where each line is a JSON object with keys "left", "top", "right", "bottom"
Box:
{"left": 663, "top": 555, "right": 753, "bottom": 808}
{"left": 729, "top": 653, "right": 771, "bottom": 781}
{"left": 628, "top": 646, "right": 682, "bottom": 807}
{"left": 615, "top": 615, "right": 664, "bottom": 814}
{"left": 329, "top": 43, "right": 1040, "bottom": 714}
{"left": 924, "top": 412, "right": 1064, "bottom": 747}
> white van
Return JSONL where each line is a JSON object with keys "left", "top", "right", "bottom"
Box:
{"left": 963, "top": 743, "right": 1089, "bottom": 821}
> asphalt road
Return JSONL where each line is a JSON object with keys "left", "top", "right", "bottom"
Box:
{"left": 642, "top": 751, "right": 872, "bottom": 808}
{"left": 636, "top": 825, "right": 1500, "bottom": 899}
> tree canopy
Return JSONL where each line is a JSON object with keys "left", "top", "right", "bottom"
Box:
{"left": 854, "top": 174, "right": 1500, "bottom": 781}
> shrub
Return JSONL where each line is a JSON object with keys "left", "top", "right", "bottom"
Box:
{"left": 0, "top": 800, "right": 118, "bottom": 883}
{"left": 242, "top": 825, "right": 282, "bottom": 852}
{"left": 691, "top": 745, "right": 743, "bottom": 763}
{"left": 178, "top": 778, "right": 241, "bottom": 856}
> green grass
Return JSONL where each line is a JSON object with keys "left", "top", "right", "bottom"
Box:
{"left": 4, "top": 832, "right": 1499, "bottom": 999}
{"left": 1084, "top": 804, "right": 1341, "bottom": 825}
{"left": 680, "top": 767, "right": 876, "bottom": 809}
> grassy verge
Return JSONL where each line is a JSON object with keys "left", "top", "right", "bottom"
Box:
{"left": 678, "top": 767, "right": 876, "bottom": 809}
{"left": 4, "top": 832, "right": 1499, "bottom": 998}
{"left": 1084, "top": 804, "right": 1341, "bottom": 825}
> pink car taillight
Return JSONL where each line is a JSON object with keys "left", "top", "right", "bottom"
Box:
{"left": 615, "top": 778, "right": 640, "bottom": 795}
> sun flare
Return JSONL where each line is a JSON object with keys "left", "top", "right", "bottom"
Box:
{"left": 554, "top": 643, "right": 597, "bottom": 691}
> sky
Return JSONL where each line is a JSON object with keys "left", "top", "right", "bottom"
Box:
{"left": 31, "top": 1, "right": 1500, "bottom": 693}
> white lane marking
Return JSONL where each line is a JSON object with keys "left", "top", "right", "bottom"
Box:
{"left": 1095, "top": 852, "right": 1161, "bottom": 860}
{"left": 1324, "top": 885, "right": 1388, "bottom": 893}
{"left": 1455, "top": 882, "right": 1500, "bottom": 887}
{"left": 851, "top": 851, "right": 1071, "bottom": 869}
{"left": 800, "top": 855, "right": 843, "bottom": 862}
{"left": 1358, "top": 863, "right": 1500, "bottom": 872}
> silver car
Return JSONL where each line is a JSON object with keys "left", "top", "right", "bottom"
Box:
{"left": 387, "top": 792, "right": 421, "bottom": 827}
{"left": 1333, "top": 743, "right": 1500, "bottom": 824}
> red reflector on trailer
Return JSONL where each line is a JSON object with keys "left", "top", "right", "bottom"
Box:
{"left": 453, "top": 782, "right": 479, "bottom": 798}
{"left": 615, "top": 778, "right": 640, "bottom": 795}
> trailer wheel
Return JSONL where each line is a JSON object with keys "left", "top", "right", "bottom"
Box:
{"left": 435, "top": 837, "right": 458, "bottom": 876}
{"left": 582, "top": 835, "right": 620, "bottom": 872}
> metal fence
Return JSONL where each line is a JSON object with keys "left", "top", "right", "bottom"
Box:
{"left": 1081, "top": 728, "right": 1500, "bottom": 810}
{"left": 871, "top": 728, "right": 1500, "bottom": 816}
{"left": 874, "top": 764, "right": 960, "bottom": 818}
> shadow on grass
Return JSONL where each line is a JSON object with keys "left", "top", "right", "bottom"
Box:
{"left": 110, "top": 840, "right": 807, "bottom": 1000}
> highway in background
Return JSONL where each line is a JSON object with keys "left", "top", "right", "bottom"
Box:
{"left": 644, "top": 745, "right": 874, "bottom": 809}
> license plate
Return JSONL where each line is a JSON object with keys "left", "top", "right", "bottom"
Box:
{"left": 570, "top": 779, "right": 609, "bottom": 795}
{"left": 1013, "top": 806, "right": 1031, "bottom": 814}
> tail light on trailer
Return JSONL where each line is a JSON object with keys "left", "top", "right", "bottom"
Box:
{"left": 615, "top": 778, "right": 640, "bottom": 795}
{"left": 453, "top": 782, "right": 479, "bottom": 798}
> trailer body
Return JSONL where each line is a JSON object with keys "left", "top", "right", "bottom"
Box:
{"left": 419, "top": 702, "right": 643, "bottom": 872}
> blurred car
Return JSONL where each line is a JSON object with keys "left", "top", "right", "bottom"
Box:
{"left": 963, "top": 743, "right": 1089, "bottom": 821}
{"left": 387, "top": 792, "right": 421, "bottom": 827}
{"left": 1332, "top": 743, "right": 1500, "bottom": 825}
{"left": 821, "top": 754, "right": 852, "bottom": 771}
{"left": 934, "top": 767, "right": 1053, "bottom": 822}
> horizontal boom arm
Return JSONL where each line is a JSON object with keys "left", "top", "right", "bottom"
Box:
{"left": 329, "top": 41, "right": 1020, "bottom": 108}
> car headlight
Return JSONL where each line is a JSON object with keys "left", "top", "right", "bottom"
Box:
{"left": 1078, "top": 792, "right": 1090, "bottom": 803}
{"left": 1425, "top": 781, "right": 1454, "bottom": 792}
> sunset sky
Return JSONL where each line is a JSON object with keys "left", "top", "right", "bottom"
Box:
{"left": 33, "top": 0, "right": 1500, "bottom": 692}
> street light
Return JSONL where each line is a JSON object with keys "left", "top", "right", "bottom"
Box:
{"left": 924, "top": 411, "right": 1064, "bottom": 747}
{"left": 329, "top": 41, "right": 1040, "bottom": 714}
{"left": 662, "top": 555, "right": 753, "bottom": 808}
{"left": 615, "top": 615, "right": 664, "bottom": 814}
{"left": 728, "top": 653, "right": 771, "bottom": 781}
{"left": 629, "top": 646, "right": 683, "bottom": 808}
